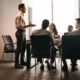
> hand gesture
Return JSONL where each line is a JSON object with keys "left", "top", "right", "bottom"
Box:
{"left": 29, "top": 22, "right": 36, "bottom": 26}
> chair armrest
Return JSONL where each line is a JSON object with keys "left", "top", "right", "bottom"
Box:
{"left": 50, "top": 46, "right": 53, "bottom": 49}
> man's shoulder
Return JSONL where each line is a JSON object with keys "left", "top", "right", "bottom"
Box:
{"left": 45, "top": 30, "right": 52, "bottom": 34}
{"left": 32, "top": 29, "right": 40, "bottom": 35}
{"left": 16, "top": 13, "right": 22, "bottom": 18}
{"left": 67, "top": 30, "right": 78, "bottom": 35}
{"left": 45, "top": 29, "right": 50, "bottom": 32}
{"left": 31, "top": 29, "right": 51, "bottom": 35}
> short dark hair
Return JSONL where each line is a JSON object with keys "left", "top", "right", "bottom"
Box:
{"left": 76, "top": 18, "right": 80, "bottom": 24}
{"left": 18, "top": 3, "right": 25, "bottom": 10}
{"left": 68, "top": 25, "right": 73, "bottom": 28}
{"left": 42, "top": 19, "right": 49, "bottom": 29}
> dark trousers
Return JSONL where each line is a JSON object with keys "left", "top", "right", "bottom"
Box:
{"left": 37, "top": 47, "right": 56, "bottom": 64}
{"left": 37, "top": 56, "right": 55, "bottom": 64}
{"left": 15, "top": 30, "right": 26, "bottom": 64}
{"left": 62, "top": 58, "right": 77, "bottom": 67}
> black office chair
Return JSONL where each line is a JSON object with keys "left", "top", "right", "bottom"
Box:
{"left": 30, "top": 35, "right": 56, "bottom": 75}
{"left": 2, "top": 35, "right": 16, "bottom": 63}
{"left": 64, "top": 32, "right": 68, "bottom": 35}
{"left": 61, "top": 35, "right": 80, "bottom": 77}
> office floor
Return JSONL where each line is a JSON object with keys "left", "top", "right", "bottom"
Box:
{"left": 0, "top": 58, "right": 80, "bottom": 80}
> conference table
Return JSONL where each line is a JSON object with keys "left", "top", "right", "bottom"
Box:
{"left": 26, "top": 39, "right": 61, "bottom": 69}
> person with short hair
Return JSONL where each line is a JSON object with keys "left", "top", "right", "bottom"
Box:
{"left": 68, "top": 18, "right": 80, "bottom": 35}
{"left": 15, "top": 3, "right": 36, "bottom": 68}
{"left": 64, "top": 25, "right": 73, "bottom": 35}
{"left": 68, "top": 25, "right": 73, "bottom": 33}
{"left": 58, "top": 18, "right": 80, "bottom": 71}
{"left": 32, "top": 19, "right": 57, "bottom": 70}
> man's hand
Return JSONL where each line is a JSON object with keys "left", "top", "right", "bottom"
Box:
{"left": 29, "top": 24, "right": 36, "bottom": 26}
{"left": 29, "top": 22, "right": 36, "bottom": 26}
{"left": 24, "top": 22, "right": 36, "bottom": 28}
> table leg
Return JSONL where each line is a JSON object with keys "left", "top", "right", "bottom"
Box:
{"left": 27, "top": 44, "right": 31, "bottom": 69}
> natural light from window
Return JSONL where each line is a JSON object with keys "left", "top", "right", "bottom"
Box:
{"left": 23, "top": 0, "right": 79, "bottom": 38}
{"left": 53, "top": 0, "right": 79, "bottom": 36}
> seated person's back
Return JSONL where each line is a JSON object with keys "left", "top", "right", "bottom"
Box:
{"left": 31, "top": 19, "right": 57, "bottom": 70}
{"left": 32, "top": 28, "right": 51, "bottom": 36}
{"left": 58, "top": 18, "right": 80, "bottom": 71}
{"left": 32, "top": 19, "right": 54, "bottom": 47}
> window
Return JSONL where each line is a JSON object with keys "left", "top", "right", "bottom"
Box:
{"left": 23, "top": 0, "right": 79, "bottom": 37}
{"left": 32, "top": 0, "right": 52, "bottom": 31}
{"left": 53, "top": 0, "right": 79, "bottom": 36}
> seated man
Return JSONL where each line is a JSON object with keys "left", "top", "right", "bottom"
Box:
{"left": 64, "top": 25, "right": 73, "bottom": 35}
{"left": 58, "top": 18, "right": 80, "bottom": 71}
{"left": 31, "top": 19, "right": 57, "bottom": 70}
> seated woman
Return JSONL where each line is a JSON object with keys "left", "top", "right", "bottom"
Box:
{"left": 49, "top": 23, "right": 59, "bottom": 39}
{"left": 45, "top": 23, "right": 59, "bottom": 65}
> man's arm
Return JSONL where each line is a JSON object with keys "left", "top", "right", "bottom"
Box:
{"left": 24, "top": 23, "right": 36, "bottom": 28}
{"left": 15, "top": 16, "right": 36, "bottom": 29}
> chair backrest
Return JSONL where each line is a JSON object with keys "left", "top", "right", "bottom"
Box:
{"left": 62, "top": 35, "right": 80, "bottom": 59}
{"left": 2, "top": 35, "right": 14, "bottom": 50}
{"left": 64, "top": 32, "right": 68, "bottom": 35}
{"left": 30, "top": 35, "right": 51, "bottom": 57}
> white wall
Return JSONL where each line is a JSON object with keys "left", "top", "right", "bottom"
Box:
{"left": 0, "top": 0, "right": 22, "bottom": 61}
{"left": 32, "top": 0, "right": 52, "bottom": 30}
{"left": 78, "top": 0, "right": 80, "bottom": 17}
{"left": 22, "top": 0, "right": 52, "bottom": 33}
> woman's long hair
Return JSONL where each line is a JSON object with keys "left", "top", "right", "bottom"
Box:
{"left": 51, "top": 23, "right": 58, "bottom": 35}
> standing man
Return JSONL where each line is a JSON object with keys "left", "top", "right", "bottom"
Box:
{"left": 15, "top": 3, "right": 36, "bottom": 68}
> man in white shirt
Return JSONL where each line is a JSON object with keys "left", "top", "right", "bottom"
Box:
{"left": 15, "top": 3, "right": 36, "bottom": 68}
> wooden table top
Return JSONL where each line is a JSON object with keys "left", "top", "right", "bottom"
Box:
{"left": 26, "top": 39, "right": 61, "bottom": 45}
